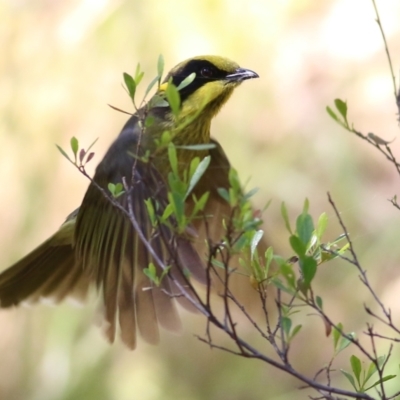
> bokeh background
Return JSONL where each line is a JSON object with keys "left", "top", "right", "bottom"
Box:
{"left": 1, "top": 0, "right": 400, "bottom": 399}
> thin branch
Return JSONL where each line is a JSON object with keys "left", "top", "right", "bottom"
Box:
{"left": 196, "top": 333, "right": 375, "bottom": 400}
{"left": 327, "top": 193, "right": 395, "bottom": 323}
{"left": 371, "top": 0, "right": 397, "bottom": 101}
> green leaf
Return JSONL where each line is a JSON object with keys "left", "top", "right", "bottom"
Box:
{"left": 332, "top": 325, "right": 356, "bottom": 355}
{"left": 70, "top": 137, "right": 79, "bottom": 162}
{"left": 108, "top": 182, "right": 125, "bottom": 198}
{"left": 168, "top": 144, "right": 179, "bottom": 176}
{"left": 168, "top": 191, "right": 185, "bottom": 226}
{"left": 331, "top": 233, "right": 347, "bottom": 246}
{"left": 271, "top": 278, "right": 291, "bottom": 293}
{"left": 333, "top": 322, "right": 343, "bottom": 351}
{"left": 56, "top": 144, "right": 73, "bottom": 163}
{"left": 227, "top": 188, "right": 238, "bottom": 207}
{"left": 168, "top": 174, "right": 186, "bottom": 197}
{"left": 243, "top": 187, "right": 259, "bottom": 201}
{"left": 365, "top": 361, "right": 378, "bottom": 383}
{"left": 326, "top": 106, "right": 339, "bottom": 122}
{"left": 159, "top": 265, "right": 171, "bottom": 282}
{"left": 338, "top": 242, "right": 350, "bottom": 254}
{"left": 377, "top": 355, "right": 387, "bottom": 368}
{"left": 134, "top": 63, "right": 144, "bottom": 86}
{"left": 160, "top": 131, "right": 172, "bottom": 146}
{"left": 281, "top": 316, "right": 292, "bottom": 337}
{"left": 300, "top": 256, "right": 317, "bottom": 285}
{"left": 123, "top": 72, "right": 136, "bottom": 100}
{"left": 143, "top": 263, "right": 159, "bottom": 286}
{"left": 302, "top": 198, "right": 309, "bottom": 214}
{"left": 296, "top": 278, "right": 308, "bottom": 297}
{"left": 188, "top": 157, "right": 200, "bottom": 181}
{"left": 296, "top": 212, "right": 314, "bottom": 246}
{"left": 145, "top": 75, "right": 161, "bottom": 98}
{"left": 340, "top": 370, "right": 357, "bottom": 391}
{"left": 263, "top": 247, "right": 274, "bottom": 278}
{"left": 211, "top": 258, "right": 225, "bottom": 269}
{"left": 108, "top": 182, "right": 115, "bottom": 194}
{"left": 115, "top": 183, "right": 124, "bottom": 196}
{"left": 250, "top": 230, "right": 264, "bottom": 261}
{"left": 185, "top": 156, "right": 210, "bottom": 199}
{"left": 281, "top": 202, "right": 292, "bottom": 234}
{"left": 175, "top": 143, "right": 216, "bottom": 151}
{"left": 350, "top": 355, "right": 362, "bottom": 386}
{"left": 148, "top": 94, "right": 169, "bottom": 108}
{"left": 289, "top": 235, "right": 306, "bottom": 257}
{"left": 192, "top": 191, "right": 210, "bottom": 215}
{"left": 182, "top": 267, "right": 191, "bottom": 278}
{"left": 157, "top": 54, "right": 164, "bottom": 81}
{"left": 320, "top": 249, "right": 335, "bottom": 263}
{"left": 278, "top": 260, "right": 296, "bottom": 290}
{"left": 177, "top": 72, "right": 196, "bottom": 91}
{"left": 290, "top": 324, "right": 302, "bottom": 341}
{"left": 217, "top": 187, "right": 230, "bottom": 203}
{"left": 265, "top": 247, "right": 274, "bottom": 265}
{"left": 166, "top": 81, "right": 181, "bottom": 116}
{"left": 337, "top": 333, "right": 356, "bottom": 354}
{"left": 86, "top": 137, "right": 99, "bottom": 154}
{"left": 262, "top": 199, "right": 272, "bottom": 212}
{"left": 334, "top": 98, "right": 348, "bottom": 122}
{"left": 228, "top": 168, "right": 241, "bottom": 192}
{"left": 365, "top": 375, "right": 397, "bottom": 391}
{"left": 316, "top": 212, "right": 328, "bottom": 240}
{"left": 144, "top": 198, "right": 157, "bottom": 227}
{"left": 160, "top": 203, "right": 173, "bottom": 222}
{"left": 316, "top": 295, "right": 323, "bottom": 310}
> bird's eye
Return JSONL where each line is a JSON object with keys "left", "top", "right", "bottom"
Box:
{"left": 200, "top": 67, "right": 213, "bottom": 78}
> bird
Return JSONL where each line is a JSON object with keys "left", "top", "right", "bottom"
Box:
{"left": 0, "top": 55, "right": 263, "bottom": 350}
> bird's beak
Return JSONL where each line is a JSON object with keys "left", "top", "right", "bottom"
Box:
{"left": 226, "top": 67, "right": 259, "bottom": 82}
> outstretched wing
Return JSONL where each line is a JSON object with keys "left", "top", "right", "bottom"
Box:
{"left": 189, "top": 138, "right": 269, "bottom": 306}
{"left": 75, "top": 121, "right": 206, "bottom": 349}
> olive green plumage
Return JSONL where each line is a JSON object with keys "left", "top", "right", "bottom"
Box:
{"left": 0, "top": 56, "right": 260, "bottom": 349}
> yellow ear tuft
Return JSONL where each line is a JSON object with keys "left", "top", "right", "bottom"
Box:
{"left": 159, "top": 82, "right": 168, "bottom": 92}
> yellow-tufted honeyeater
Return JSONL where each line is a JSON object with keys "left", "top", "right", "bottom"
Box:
{"left": 0, "top": 56, "right": 264, "bottom": 349}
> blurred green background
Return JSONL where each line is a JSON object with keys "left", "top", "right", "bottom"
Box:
{"left": 1, "top": 0, "right": 400, "bottom": 399}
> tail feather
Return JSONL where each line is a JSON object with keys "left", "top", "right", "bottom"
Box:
{"left": 118, "top": 257, "right": 137, "bottom": 349}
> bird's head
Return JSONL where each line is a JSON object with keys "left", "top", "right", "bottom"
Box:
{"left": 158, "top": 55, "right": 259, "bottom": 123}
